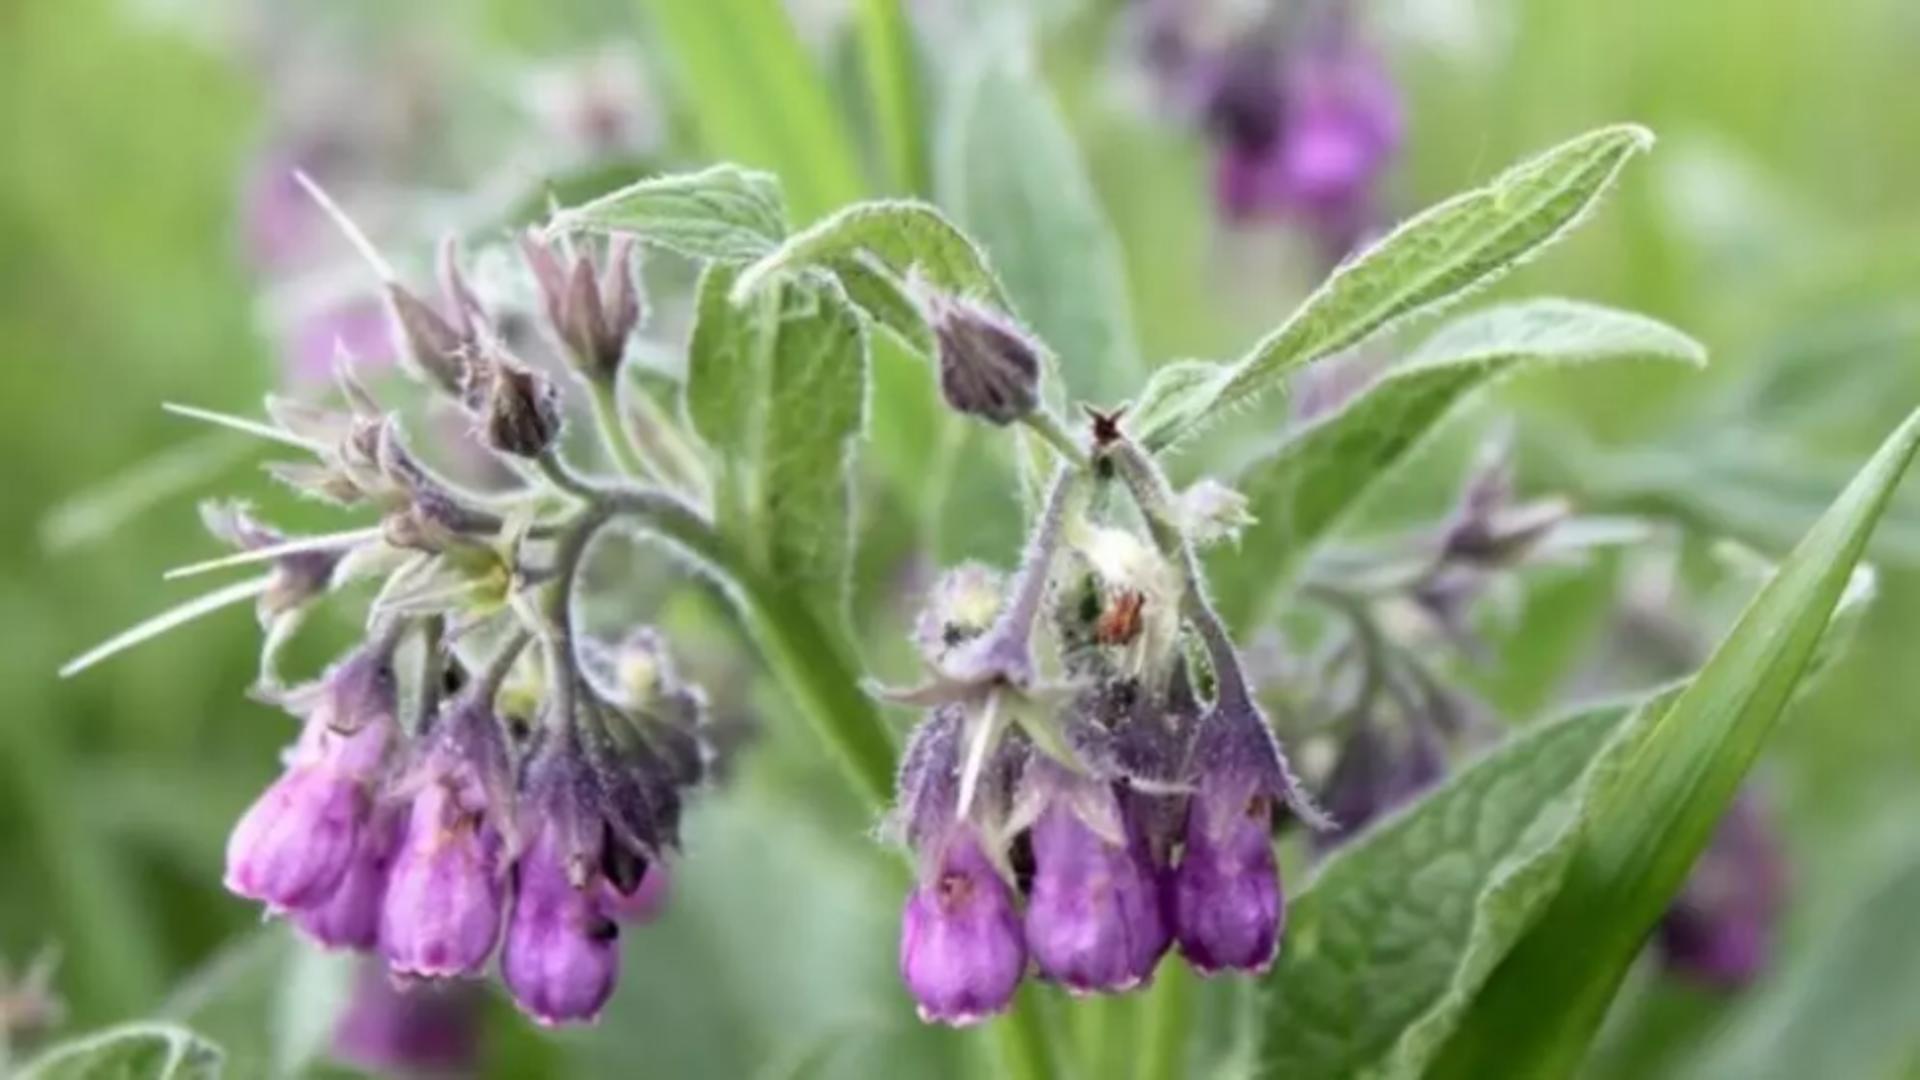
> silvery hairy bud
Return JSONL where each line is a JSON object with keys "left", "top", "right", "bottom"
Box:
{"left": 462, "top": 352, "right": 561, "bottom": 458}
{"left": 200, "top": 501, "right": 342, "bottom": 620}
{"left": 927, "top": 295, "right": 1041, "bottom": 425}
{"left": 520, "top": 231, "right": 642, "bottom": 384}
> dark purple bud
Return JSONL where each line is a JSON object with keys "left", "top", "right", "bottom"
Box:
{"left": 225, "top": 645, "right": 397, "bottom": 911}
{"left": 900, "top": 827, "right": 1027, "bottom": 1025}
{"left": 1315, "top": 718, "right": 1447, "bottom": 851}
{"left": 331, "top": 963, "right": 481, "bottom": 1077}
{"left": 521, "top": 232, "right": 643, "bottom": 383}
{"left": 1657, "top": 789, "right": 1786, "bottom": 988}
{"left": 379, "top": 781, "right": 506, "bottom": 979}
{"left": 928, "top": 295, "right": 1041, "bottom": 425}
{"left": 293, "top": 802, "right": 403, "bottom": 951}
{"left": 503, "top": 820, "right": 620, "bottom": 1026}
{"left": 1172, "top": 770, "right": 1283, "bottom": 975}
{"left": 462, "top": 352, "right": 561, "bottom": 458}
{"left": 1023, "top": 766, "right": 1169, "bottom": 993}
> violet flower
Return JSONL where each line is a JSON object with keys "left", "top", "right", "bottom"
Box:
{"left": 331, "top": 962, "right": 481, "bottom": 1078}
{"left": 1021, "top": 762, "right": 1168, "bottom": 994}
{"left": 900, "top": 825, "right": 1028, "bottom": 1026}
{"left": 225, "top": 643, "right": 398, "bottom": 914}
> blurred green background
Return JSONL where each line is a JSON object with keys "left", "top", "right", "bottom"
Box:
{"left": 4, "top": 0, "right": 1920, "bottom": 1075}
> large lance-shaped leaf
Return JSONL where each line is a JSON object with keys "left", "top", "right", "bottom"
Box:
{"left": 546, "top": 164, "right": 789, "bottom": 262}
{"left": 16, "top": 1023, "right": 223, "bottom": 1080}
{"left": 730, "top": 200, "right": 1014, "bottom": 313}
{"left": 686, "top": 265, "right": 869, "bottom": 603}
{"left": 638, "top": 0, "right": 865, "bottom": 223}
{"left": 1153, "top": 125, "right": 1655, "bottom": 448}
{"left": 1211, "top": 299, "right": 1705, "bottom": 631}
{"left": 1258, "top": 692, "right": 1670, "bottom": 1080}
{"left": 1431, "top": 403, "right": 1920, "bottom": 1078}
{"left": 935, "top": 41, "right": 1143, "bottom": 402}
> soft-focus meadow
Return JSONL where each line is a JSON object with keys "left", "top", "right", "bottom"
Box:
{"left": 6, "top": 0, "right": 1920, "bottom": 1076}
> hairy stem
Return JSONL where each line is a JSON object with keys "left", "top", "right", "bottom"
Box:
{"left": 587, "top": 377, "right": 656, "bottom": 483}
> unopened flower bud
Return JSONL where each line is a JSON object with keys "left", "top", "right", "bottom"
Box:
{"left": 464, "top": 353, "right": 561, "bottom": 458}
{"left": 386, "top": 239, "right": 487, "bottom": 397}
{"left": 912, "top": 563, "right": 1006, "bottom": 666}
{"left": 900, "top": 827, "right": 1027, "bottom": 1025}
{"left": 928, "top": 296, "right": 1041, "bottom": 425}
{"left": 1178, "top": 478, "right": 1255, "bottom": 547}
{"left": 521, "top": 232, "right": 642, "bottom": 383}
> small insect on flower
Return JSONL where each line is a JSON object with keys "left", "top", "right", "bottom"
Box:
{"left": 1094, "top": 590, "right": 1148, "bottom": 647}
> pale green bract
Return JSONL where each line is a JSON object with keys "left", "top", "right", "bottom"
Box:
{"left": 1210, "top": 299, "right": 1706, "bottom": 630}
{"left": 1153, "top": 124, "right": 1655, "bottom": 448}
{"left": 15, "top": 1023, "right": 223, "bottom": 1080}
{"left": 547, "top": 164, "right": 790, "bottom": 262}
{"left": 1432, "top": 404, "right": 1920, "bottom": 1076}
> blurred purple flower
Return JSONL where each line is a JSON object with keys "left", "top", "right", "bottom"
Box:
{"left": 1657, "top": 788, "right": 1787, "bottom": 988}
{"left": 1205, "top": 36, "right": 1402, "bottom": 259}
{"left": 332, "top": 963, "right": 481, "bottom": 1078}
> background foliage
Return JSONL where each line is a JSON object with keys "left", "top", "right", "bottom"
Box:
{"left": 5, "top": 0, "right": 1920, "bottom": 1076}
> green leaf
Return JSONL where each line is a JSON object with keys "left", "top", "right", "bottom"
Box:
{"left": 830, "top": 253, "right": 936, "bottom": 358}
{"left": 1161, "top": 124, "right": 1655, "bottom": 445}
{"left": 1127, "top": 360, "right": 1236, "bottom": 451}
{"left": 638, "top": 0, "right": 866, "bottom": 222}
{"left": 731, "top": 200, "right": 1013, "bottom": 311}
{"left": 17, "top": 1023, "right": 223, "bottom": 1080}
{"left": 1257, "top": 693, "right": 1666, "bottom": 1080}
{"left": 1432, "top": 404, "right": 1920, "bottom": 1077}
{"left": 549, "top": 164, "right": 789, "bottom": 262}
{"left": 934, "top": 40, "right": 1143, "bottom": 402}
{"left": 1212, "top": 299, "right": 1705, "bottom": 631}
{"left": 686, "top": 265, "right": 870, "bottom": 602}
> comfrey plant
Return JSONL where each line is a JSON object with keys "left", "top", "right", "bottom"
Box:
{"left": 57, "top": 115, "right": 1920, "bottom": 1075}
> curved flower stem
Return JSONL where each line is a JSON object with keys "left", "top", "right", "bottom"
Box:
{"left": 587, "top": 377, "right": 656, "bottom": 483}
{"left": 529, "top": 462, "right": 896, "bottom": 807}
{"left": 1021, "top": 407, "right": 1090, "bottom": 469}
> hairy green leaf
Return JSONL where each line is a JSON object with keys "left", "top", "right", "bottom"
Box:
{"left": 549, "top": 164, "right": 789, "bottom": 262}
{"left": 730, "top": 200, "right": 1013, "bottom": 311}
{"left": 638, "top": 0, "right": 865, "bottom": 222}
{"left": 686, "top": 265, "right": 869, "bottom": 602}
{"left": 17, "top": 1023, "right": 223, "bottom": 1080}
{"left": 935, "top": 44, "right": 1142, "bottom": 401}
{"left": 1128, "top": 360, "right": 1236, "bottom": 451}
{"left": 1213, "top": 299, "right": 1705, "bottom": 630}
{"left": 1161, "top": 125, "right": 1655, "bottom": 445}
{"left": 1432, "top": 404, "right": 1920, "bottom": 1077}
{"left": 831, "top": 253, "right": 936, "bottom": 358}
{"left": 1259, "top": 693, "right": 1669, "bottom": 1080}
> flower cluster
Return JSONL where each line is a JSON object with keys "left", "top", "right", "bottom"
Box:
{"left": 177, "top": 217, "right": 707, "bottom": 1026}
{"left": 880, "top": 392, "right": 1326, "bottom": 1023}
